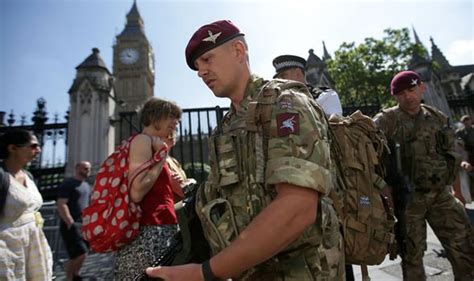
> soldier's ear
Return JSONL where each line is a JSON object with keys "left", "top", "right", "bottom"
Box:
{"left": 232, "top": 40, "right": 246, "bottom": 62}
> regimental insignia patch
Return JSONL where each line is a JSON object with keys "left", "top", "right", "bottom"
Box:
{"left": 277, "top": 113, "right": 300, "bottom": 137}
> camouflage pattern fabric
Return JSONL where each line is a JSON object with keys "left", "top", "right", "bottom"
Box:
{"left": 196, "top": 75, "right": 340, "bottom": 280}
{"left": 374, "top": 105, "right": 474, "bottom": 280}
{"left": 401, "top": 189, "right": 473, "bottom": 280}
{"left": 375, "top": 105, "right": 461, "bottom": 190}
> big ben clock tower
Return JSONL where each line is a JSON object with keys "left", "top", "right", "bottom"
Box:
{"left": 113, "top": 0, "right": 154, "bottom": 142}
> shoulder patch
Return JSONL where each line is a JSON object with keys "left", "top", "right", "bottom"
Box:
{"left": 277, "top": 113, "right": 300, "bottom": 137}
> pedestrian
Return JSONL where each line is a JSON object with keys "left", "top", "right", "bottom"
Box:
{"left": 272, "top": 54, "right": 343, "bottom": 116}
{"left": 456, "top": 115, "right": 474, "bottom": 163}
{"left": 374, "top": 70, "right": 474, "bottom": 280}
{"left": 0, "top": 129, "right": 53, "bottom": 280}
{"left": 57, "top": 161, "right": 92, "bottom": 281}
{"left": 165, "top": 131, "right": 197, "bottom": 195}
{"left": 146, "top": 19, "right": 339, "bottom": 281}
{"left": 273, "top": 54, "right": 346, "bottom": 280}
{"left": 456, "top": 115, "right": 474, "bottom": 199}
{"left": 114, "top": 97, "right": 185, "bottom": 279}
{"left": 453, "top": 139, "right": 472, "bottom": 205}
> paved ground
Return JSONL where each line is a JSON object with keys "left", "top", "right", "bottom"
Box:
{"left": 354, "top": 202, "right": 474, "bottom": 281}
{"left": 52, "top": 203, "right": 474, "bottom": 280}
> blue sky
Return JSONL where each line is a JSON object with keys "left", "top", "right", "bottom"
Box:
{"left": 1, "top": 0, "right": 473, "bottom": 125}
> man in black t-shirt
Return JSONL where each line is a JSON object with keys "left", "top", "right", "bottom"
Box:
{"left": 57, "top": 161, "right": 91, "bottom": 281}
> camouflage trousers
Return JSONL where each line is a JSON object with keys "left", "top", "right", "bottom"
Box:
{"left": 400, "top": 188, "right": 474, "bottom": 281}
{"left": 237, "top": 244, "right": 331, "bottom": 281}
{"left": 323, "top": 231, "right": 345, "bottom": 281}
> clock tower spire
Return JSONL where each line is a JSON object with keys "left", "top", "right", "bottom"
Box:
{"left": 112, "top": 0, "right": 155, "bottom": 142}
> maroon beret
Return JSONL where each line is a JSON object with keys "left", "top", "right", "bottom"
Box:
{"left": 185, "top": 20, "right": 244, "bottom": 70}
{"left": 390, "top": 70, "right": 422, "bottom": 95}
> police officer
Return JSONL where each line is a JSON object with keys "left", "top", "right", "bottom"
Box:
{"left": 146, "top": 20, "right": 339, "bottom": 281}
{"left": 374, "top": 70, "right": 474, "bottom": 281}
{"left": 272, "top": 54, "right": 343, "bottom": 116}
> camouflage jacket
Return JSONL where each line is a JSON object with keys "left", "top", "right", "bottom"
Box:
{"left": 374, "top": 104, "right": 460, "bottom": 190}
{"left": 196, "top": 75, "right": 335, "bottom": 278}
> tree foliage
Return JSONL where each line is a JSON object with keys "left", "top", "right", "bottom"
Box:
{"left": 327, "top": 28, "right": 426, "bottom": 108}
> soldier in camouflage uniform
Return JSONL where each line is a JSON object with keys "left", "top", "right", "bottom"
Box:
{"left": 146, "top": 20, "right": 341, "bottom": 281}
{"left": 374, "top": 70, "right": 474, "bottom": 281}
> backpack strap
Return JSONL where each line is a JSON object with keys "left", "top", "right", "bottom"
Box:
{"left": 127, "top": 134, "right": 168, "bottom": 188}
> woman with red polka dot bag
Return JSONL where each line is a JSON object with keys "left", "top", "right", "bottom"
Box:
{"left": 81, "top": 98, "right": 184, "bottom": 279}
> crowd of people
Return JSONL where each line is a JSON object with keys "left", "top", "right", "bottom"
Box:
{"left": 0, "top": 19, "right": 473, "bottom": 281}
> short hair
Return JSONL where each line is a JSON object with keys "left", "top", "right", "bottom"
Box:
{"left": 139, "top": 97, "right": 182, "bottom": 127}
{"left": 75, "top": 161, "right": 91, "bottom": 169}
{"left": 0, "top": 129, "right": 35, "bottom": 159}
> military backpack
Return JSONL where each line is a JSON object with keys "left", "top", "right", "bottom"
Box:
{"left": 248, "top": 80, "right": 396, "bottom": 267}
{"left": 327, "top": 111, "right": 396, "bottom": 266}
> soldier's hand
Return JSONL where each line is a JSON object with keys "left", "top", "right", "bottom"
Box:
{"left": 146, "top": 264, "right": 204, "bottom": 281}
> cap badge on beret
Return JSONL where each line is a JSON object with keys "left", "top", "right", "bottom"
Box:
{"left": 390, "top": 70, "right": 422, "bottom": 95}
{"left": 203, "top": 30, "right": 222, "bottom": 44}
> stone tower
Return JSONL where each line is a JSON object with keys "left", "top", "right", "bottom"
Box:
{"left": 112, "top": 0, "right": 154, "bottom": 142}
{"left": 409, "top": 28, "right": 452, "bottom": 117}
{"left": 66, "top": 48, "right": 115, "bottom": 176}
{"left": 305, "top": 46, "right": 335, "bottom": 89}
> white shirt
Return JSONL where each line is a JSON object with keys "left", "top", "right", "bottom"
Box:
{"left": 316, "top": 89, "right": 343, "bottom": 116}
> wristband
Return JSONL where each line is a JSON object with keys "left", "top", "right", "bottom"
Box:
{"left": 202, "top": 260, "right": 218, "bottom": 281}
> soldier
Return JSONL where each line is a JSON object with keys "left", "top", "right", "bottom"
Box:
{"left": 146, "top": 20, "right": 340, "bottom": 280}
{"left": 374, "top": 70, "right": 474, "bottom": 281}
{"left": 273, "top": 54, "right": 346, "bottom": 281}
{"left": 272, "top": 54, "right": 343, "bottom": 116}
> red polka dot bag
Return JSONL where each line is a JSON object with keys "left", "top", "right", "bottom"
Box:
{"left": 81, "top": 134, "right": 166, "bottom": 252}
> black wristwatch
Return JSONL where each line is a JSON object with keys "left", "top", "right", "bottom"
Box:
{"left": 202, "top": 260, "right": 218, "bottom": 281}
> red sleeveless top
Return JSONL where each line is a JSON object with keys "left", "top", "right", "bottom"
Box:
{"left": 139, "top": 163, "right": 177, "bottom": 225}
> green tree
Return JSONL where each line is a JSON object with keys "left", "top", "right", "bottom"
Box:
{"left": 327, "top": 28, "right": 426, "bottom": 108}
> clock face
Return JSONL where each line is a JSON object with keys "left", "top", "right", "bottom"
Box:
{"left": 119, "top": 48, "right": 139, "bottom": 65}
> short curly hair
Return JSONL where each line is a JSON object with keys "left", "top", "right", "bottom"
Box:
{"left": 139, "top": 97, "right": 182, "bottom": 127}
